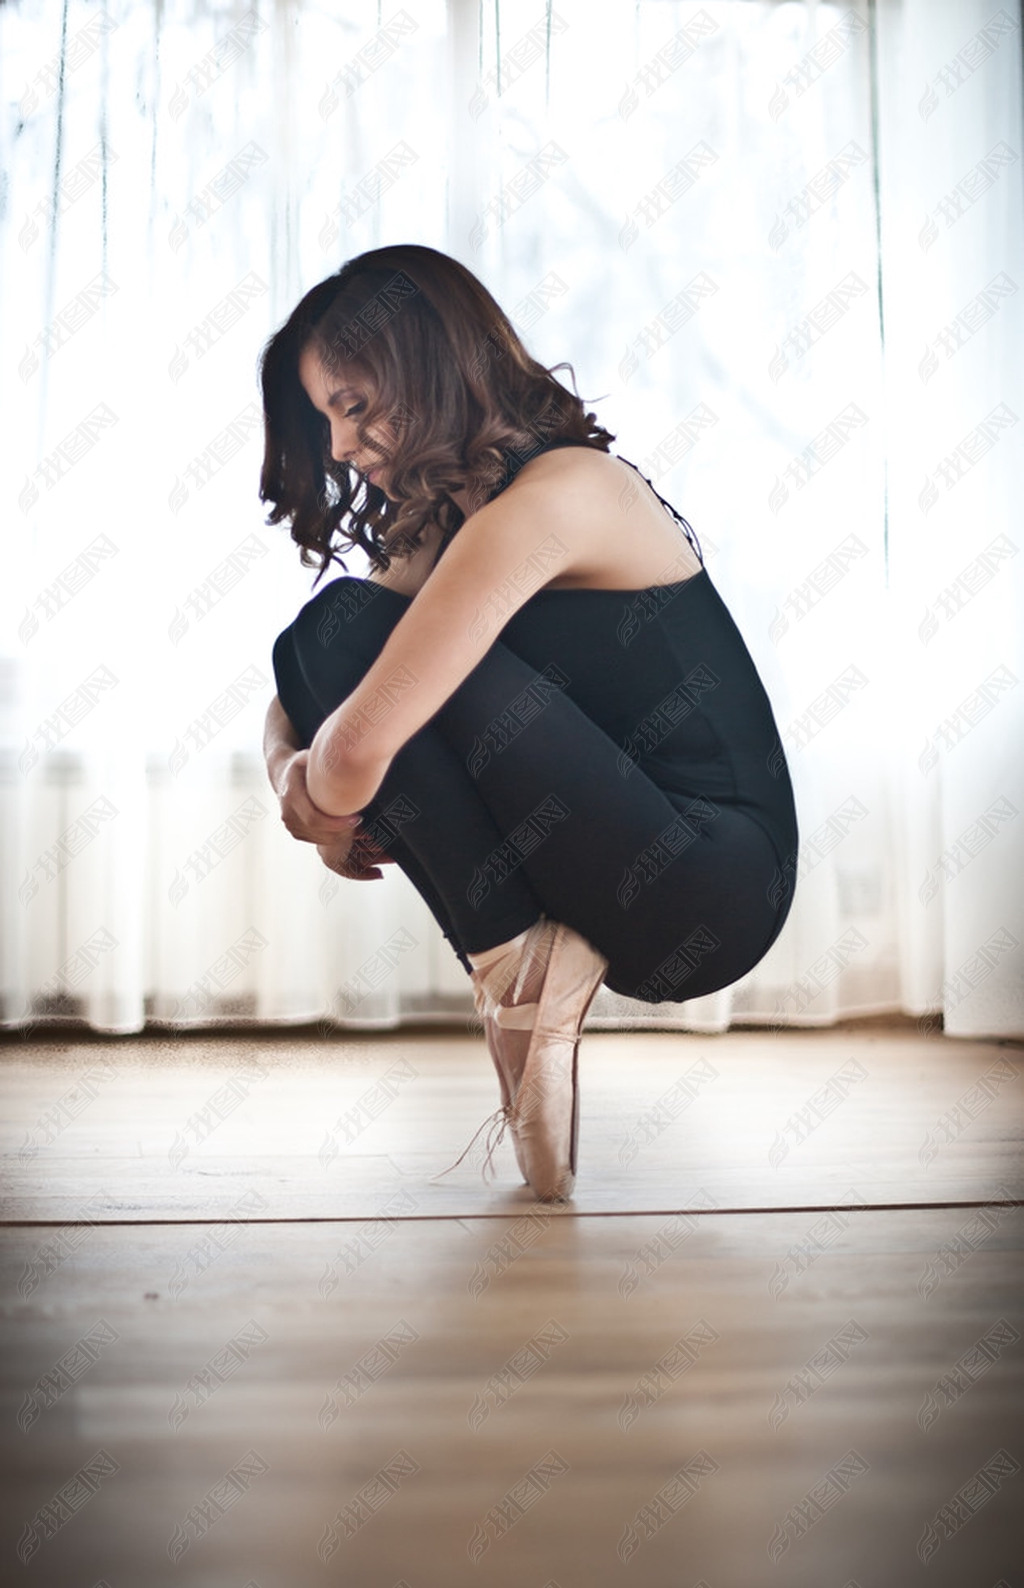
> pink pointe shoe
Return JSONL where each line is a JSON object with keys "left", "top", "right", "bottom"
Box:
{"left": 436, "top": 919, "right": 608, "bottom": 1202}
{"left": 509, "top": 921, "right": 609, "bottom": 1201}
{"left": 482, "top": 1006, "right": 531, "bottom": 1185}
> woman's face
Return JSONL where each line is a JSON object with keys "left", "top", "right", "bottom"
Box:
{"left": 298, "top": 344, "right": 395, "bottom": 494}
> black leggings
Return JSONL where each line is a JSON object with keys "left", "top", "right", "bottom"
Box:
{"left": 271, "top": 576, "right": 784, "bottom": 1002}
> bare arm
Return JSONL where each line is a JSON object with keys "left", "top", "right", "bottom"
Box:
{"left": 264, "top": 693, "right": 359, "bottom": 843}
{"left": 304, "top": 473, "right": 590, "bottom": 814}
{"left": 263, "top": 694, "right": 304, "bottom": 799}
{"left": 264, "top": 695, "right": 391, "bottom": 879}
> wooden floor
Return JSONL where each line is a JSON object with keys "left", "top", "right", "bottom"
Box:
{"left": 1, "top": 1018, "right": 1021, "bottom": 1587}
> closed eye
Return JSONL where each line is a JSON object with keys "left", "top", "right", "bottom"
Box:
{"left": 345, "top": 402, "right": 365, "bottom": 418}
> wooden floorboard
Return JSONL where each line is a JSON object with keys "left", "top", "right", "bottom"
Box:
{"left": 1, "top": 1023, "right": 1022, "bottom": 1586}
{"left": 2, "top": 1025, "right": 1021, "bottom": 1219}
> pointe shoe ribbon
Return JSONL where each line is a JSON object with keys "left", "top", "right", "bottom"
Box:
{"left": 428, "top": 1104, "right": 511, "bottom": 1186}
{"left": 443, "top": 921, "right": 607, "bottom": 1200}
{"left": 507, "top": 923, "right": 609, "bottom": 1202}
{"left": 434, "top": 993, "right": 551, "bottom": 1190}
{"left": 490, "top": 1001, "right": 539, "bottom": 1030}
{"left": 468, "top": 918, "right": 559, "bottom": 1185}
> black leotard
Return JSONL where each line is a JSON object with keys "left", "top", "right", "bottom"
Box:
{"left": 273, "top": 436, "right": 799, "bottom": 1001}
{"left": 471, "top": 438, "right": 799, "bottom": 899}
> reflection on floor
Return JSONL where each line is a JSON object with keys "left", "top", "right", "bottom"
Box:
{"left": 1, "top": 1019, "right": 1021, "bottom": 1586}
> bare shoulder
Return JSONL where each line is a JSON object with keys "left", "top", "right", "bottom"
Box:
{"left": 364, "top": 443, "right": 701, "bottom": 599}
{"left": 505, "top": 443, "right": 628, "bottom": 503}
{"left": 501, "top": 445, "right": 702, "bottom": 591}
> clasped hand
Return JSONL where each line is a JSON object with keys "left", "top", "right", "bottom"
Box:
{"left": 276, "top": 749, "right": 395, "bottom": 882}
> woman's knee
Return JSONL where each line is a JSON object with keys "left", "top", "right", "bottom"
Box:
{"left": 291, "top": 575, "right": 407, "bottom": 659}
{"left": 271, "top": 626, "right": 296, "bottom": 691}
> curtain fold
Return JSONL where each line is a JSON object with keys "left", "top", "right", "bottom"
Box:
{"left": 875, "top": 0, "right": 1024, "bottom": 1038}
{"left": 1, "top": 0, "right": 1021, "bottom": 1037}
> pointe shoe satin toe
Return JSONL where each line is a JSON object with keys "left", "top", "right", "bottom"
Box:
{"left": 509, "top": 921, "right": 609, "bottom": 1202}
{"left": 469, "top": 916, "right": 559, "bottom": 1187}
{"left": 435, "top": 918, "right": 608, "bottom": 1200}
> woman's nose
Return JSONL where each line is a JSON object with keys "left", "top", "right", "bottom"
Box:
{"left": 329, "top": 422, "right": 352, "bottom": 465}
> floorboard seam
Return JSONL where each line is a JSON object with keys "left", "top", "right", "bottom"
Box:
{"left": 2, "top": 1198, "right": 1022, "bottom": 1228}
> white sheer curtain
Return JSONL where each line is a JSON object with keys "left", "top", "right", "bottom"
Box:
{"left": 875, "top": 0, "right": 1024, "bottom": 1039}
{"left": 1, "top": 0, "right": 1021, "bottom": 1037}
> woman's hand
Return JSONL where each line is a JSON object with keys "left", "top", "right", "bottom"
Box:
{"left": 276, "top": 748, "right": 396, "bottom": 881}
{"left": 317, "top": 826, "right": 396, "bottom": 883}
{"left": 274, "top": 748, "right": 359, "bottom": 846}
{"left": 264, "top": 697, "right": 395, "bottom": 879}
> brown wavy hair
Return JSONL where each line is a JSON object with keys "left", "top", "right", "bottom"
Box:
{"left": 258, "top": 243, "right": 615, "bottom": 583}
